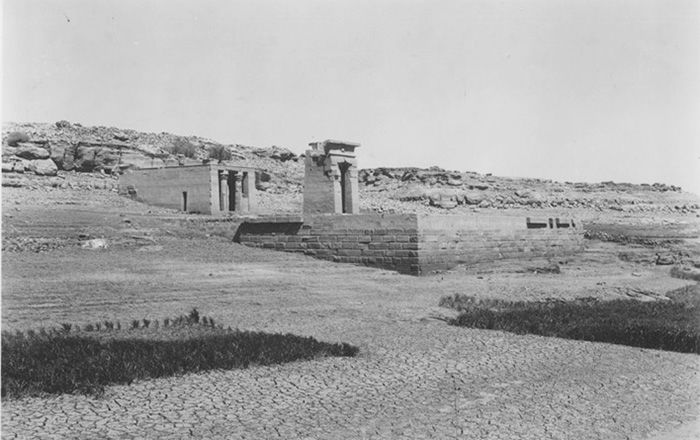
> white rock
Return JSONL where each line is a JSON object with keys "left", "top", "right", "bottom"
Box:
{"left": 81, "top": 238, "right": 108, "bottom": 249}
{"left": 28, "top": 158, "right": 58, "bottom": 176}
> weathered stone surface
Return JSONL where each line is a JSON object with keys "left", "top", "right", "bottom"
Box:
{"left": 463, "top": 191, "right": 486, "bottom": 205}
{"left": 117, "top": 151, "right": 163, "bottom": 170}
{"left": 113, "top": 131, "right": 130, "bottom": 141}
{"left": 268, "top": 146, "right": 297, "bottom": 162}
{"left": 1, "top": 161, "right": 14, "bottom": 172}
{"left": 303, "top": 140, "right": 360, "bottom": 215}
{"left": 429, "top": 195, "right": 457, "bottom": 209}
{"left": 14, "top": 142, "right": 50, "bottom": 160}
{"left": 2, "top": 157, "right": 31, "bottom": 173}
{"left": 74, "top": 146, "right": 120, "bottom": 172}
{"left": 238, "top": 214, "right": 584, "bottom": 275}
{"left": 48, "top": 141, "right": 75, "bottom": 170}
{"left": 2, "top": 146, "right": 18, "bottom": 158}
{"left": 28, "top": 158, "right": 58, "bottom": 176}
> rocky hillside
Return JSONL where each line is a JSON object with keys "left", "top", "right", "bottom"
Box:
{"left": 2, "top": 120, "right": 302, "bottom": 189}
{"left": 3, "top": 121, "right": 699, "bottom": 216}
{"left": 357, "top": 167, "right": 699, "bottom": 216}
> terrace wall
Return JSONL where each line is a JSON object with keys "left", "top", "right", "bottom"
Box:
{"left": 236, "top": 214, "right": 421, "bottom": 274}
{"left": 417, "top": 215, "right": 584, "bottom": 274}
{"left": 235, "top": 214, "right": 584, "bottom": 276}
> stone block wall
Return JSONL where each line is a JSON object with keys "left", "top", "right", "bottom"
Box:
{"left": 119, "top": 166, "right": 213, "bottom": 213}
{"left": 302, "top": 140, "right": 360, "bottom": 215}
{"left": 119, "top": 164, "right": 258, "bottom": 215}
{"left": 416, "top": 215, "right": 584, "bottom": 274}
{"left": 237, "top": 214, "right": 421, "bottom": 274}
{"left": 303, "top": 155, "right": 338, "bottom": 214}
{"left": 235, "top": 214, "right": 584, "bottom": 276}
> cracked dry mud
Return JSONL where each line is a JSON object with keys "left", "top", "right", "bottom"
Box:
{"left": 3, "top": 324, "right": 698, "bottom": 440}
{"left": 2, "top": 244, "right": 700, "bottom": 439}
{"left": 3, "top": 239, "right": 699, "bottom": 439}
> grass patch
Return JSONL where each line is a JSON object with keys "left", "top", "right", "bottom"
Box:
{"left": 1, "top": 309, "right": 358, "bottom": 398}
{"left": 670, "top": 264, "right": 700, "bottom": 282}
{"left": 441, "top": 290, "right": 700, "bottom": 354}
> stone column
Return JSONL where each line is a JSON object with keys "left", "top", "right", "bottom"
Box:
{"left": 234, "top": 172, "right": 243, "bottom": 213}
{"left": 347, "top": 164, "right": 360, "bottom": 214}
{"left": 219, "top": 171, "right": 229, "bottom": 212}
{"left": 245, "top": 171, "right": 256, "bottom": 212}
{"left": 330, "top": 161, "right": 343, "bottom": 214}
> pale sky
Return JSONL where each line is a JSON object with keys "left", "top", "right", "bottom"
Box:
{"left": 3, "top": 0, "right": 699, "bottom": 194}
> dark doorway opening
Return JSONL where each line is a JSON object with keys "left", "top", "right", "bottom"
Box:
{"left": 339, "top": 162, "right": 351, "bottom": 214}
{"left": 227, "top": 172, "right": 237, "bottom": 212}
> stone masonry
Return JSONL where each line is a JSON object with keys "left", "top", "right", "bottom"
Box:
{"left": 119, "top": 164, "right": 257, "bottom": 215}
{"left": 236, "top": 214, "right": 583, "bottom": 275}
{"left": 238, "top": 138, "right": 584, "bottom": 275}
{"left": 303, "top": 140, "right": 360, "bottom": 215}
{"left": 237, "top": 214, "right": 420, "bottom": 274}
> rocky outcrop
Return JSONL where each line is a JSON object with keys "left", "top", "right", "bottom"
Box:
{"left": 1, "top": 121, "right": 305, "bottom": 196}
{"left": 117, "top": 151, "right": 164, "bottom": 170}
{"left": 359, "top": 167, "right": 699, "bottom": 214}
{"left": 254, "top": 145, "right": 297, "bottom": 162}
{"left": 48, "top": 140, "right": 74, "bottom": 170}
{"left": 2, "top": 157, "right": 31, "bottom": 173}
{"left": 27, "top": 158, "right": 58, "bottom": 176}
{"left": 15, "top": 142, "right": 50, "bottom": 160}
{"left": 2, "top": 122, "right": 177, "bottom": 176}
{"left": 2, "top": 120, "right": 698, "bottom": 215}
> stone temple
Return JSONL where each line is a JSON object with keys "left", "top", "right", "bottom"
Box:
{"left": 235, "top": 139, "right": 584, "bottom": 275}
{"left": 118, "top": 139, "right": 583, "bottom": 275}
{"left": 119, "top": 164, "right": 257, "bottom": 215}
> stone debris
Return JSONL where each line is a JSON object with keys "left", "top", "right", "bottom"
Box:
{"left": 81, "top": 238, "right": 108, "bottom": 250}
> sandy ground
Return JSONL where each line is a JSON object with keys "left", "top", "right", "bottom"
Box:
{"left": 1, "top": 185, "right": 699, "bottom": 439}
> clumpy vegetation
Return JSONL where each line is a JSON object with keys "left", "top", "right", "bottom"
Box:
{"left": 167, "top": 137, "right": 198, "bottom": 158}
{"left": 1, "top": 309, "right": 359, "bottom": 398}
{"left": 207, "top": 145, "right": 232, "bottom": 162}
{"left": 670, "top": 264, "right": 700, "bottom": 282}
{"left": 440, "top": 289, "right": 700, "bottom": 354}
{"left": 4, "top": 131, "right": 30, "bottom": 146}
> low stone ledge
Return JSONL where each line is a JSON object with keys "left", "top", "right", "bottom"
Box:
{"left": 236, "top": 213, "right": 584, "bottom": 276}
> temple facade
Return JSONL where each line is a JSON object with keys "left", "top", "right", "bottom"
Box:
{"left": 303, "top": 140, "right": 360, "bottom": 215}
{"left": 119, "top": 164, "right": 257, "bottom": 215}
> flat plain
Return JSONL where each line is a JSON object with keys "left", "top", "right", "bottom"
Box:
{"left": 2, "top": 183, "right": 699, "bottom": 439}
